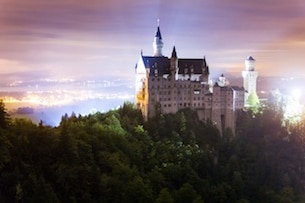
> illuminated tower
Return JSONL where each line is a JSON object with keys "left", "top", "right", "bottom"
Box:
{"left": 152, "top": 24, "right": 163, "bottom": 56}
{"left": 242, "top": 56, "right": 258, "bottom": 107}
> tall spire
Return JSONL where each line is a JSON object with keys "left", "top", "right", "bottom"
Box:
{"left": 155, "top": 26, "right": 162, "bottom": 40}
{"left": 171, "top": 46, "right": 177, "bottom": 58}
{"left": 153, "top": 20, "right": 164, "bottom": 57}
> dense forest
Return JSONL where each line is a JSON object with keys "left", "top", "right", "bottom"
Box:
{"left": 0, "top": 100, "right": 304, "bottom": 202}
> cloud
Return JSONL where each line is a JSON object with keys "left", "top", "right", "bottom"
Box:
{"left": 0, "top": 59, "right": 52, "bottom": 83}
{"left": 0, "top": 59, "right": 28, "bottom": 74}
{"left": 250, "top": 19, "right": 305, "bottom": 76}
{"left": 0, "top": 0, "right": 305, "bottom": 81}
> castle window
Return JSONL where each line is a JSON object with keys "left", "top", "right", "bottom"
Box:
{"left": 154, "top": 69, "right": 158, "bottom": 76}
{"left": 194, "top": 90, "right": 200, "bottom": 95}
{"left": 152, "top": 78, "right": 155, "bottom": 81}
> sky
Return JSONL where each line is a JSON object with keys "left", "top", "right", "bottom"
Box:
{"left": 1, "top": 0, "right": 305, "bottom": 83}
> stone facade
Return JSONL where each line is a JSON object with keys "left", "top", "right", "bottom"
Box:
{"left": 135, "top": 25, "right": 246, "bottom": 134}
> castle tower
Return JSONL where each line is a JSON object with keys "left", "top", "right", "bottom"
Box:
{"left": 242, "top": 56, "right": 258, "bottom": 107}
{"left": 153, "top": 24, "right": 164, "bottom": 56}
{"left": 170, "top": 46, "right": 178, "bottom": 80}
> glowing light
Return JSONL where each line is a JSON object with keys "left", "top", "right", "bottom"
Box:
{"left": 292, "top": 89, "right": 301, "bottom": 101}
{"left": 283, "top": 88, "right": 303, "bottom": 123}
{"left": 1, "top": 89, "right": 134, "bottom": 107}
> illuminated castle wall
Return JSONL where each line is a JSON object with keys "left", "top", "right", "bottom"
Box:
{"left": 242, "top": 56, "right": 258, "bottom": 107}
{"left": 135, "top": 25, "right": 245, "bottom": 134}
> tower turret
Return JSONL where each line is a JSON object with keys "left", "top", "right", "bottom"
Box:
{"left": 217, "top": 73, "right": 228, "bottom": 87}
{"left": 153, "top": 25, "right": 164, "bottom": 56}
{"left": 170, "top": 46, "right": 178, "bottom": 80}
{"left": 242, "top": 56, "right": 258, "bottom": 107}
{"left": 245, "top": 56, "right": 255, "bottom": 71}
{"left": 171, "top": 46, "right": 177, "bottom": 58}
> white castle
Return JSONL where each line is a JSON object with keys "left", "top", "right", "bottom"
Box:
{"left": 135, "top": 25, "right": 258, "bottom": 134}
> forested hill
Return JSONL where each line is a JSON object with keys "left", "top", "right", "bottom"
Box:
{"left": 0, "top": 101, "right": 304, "bottom": 202}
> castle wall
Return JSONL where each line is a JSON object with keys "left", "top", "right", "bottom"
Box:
{"left": 135, "top": 25, "right": 247, "bottom": 134}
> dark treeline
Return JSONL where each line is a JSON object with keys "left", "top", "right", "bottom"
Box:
{"left": 0, "top": 101, "right": 304, "bottom": 202}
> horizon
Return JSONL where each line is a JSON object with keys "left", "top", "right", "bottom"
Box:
{"left": 2, "top": 74, "right": 305, "bottom": 126}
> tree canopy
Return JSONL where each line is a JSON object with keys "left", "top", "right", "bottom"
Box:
{"left": 0, "top": 102, "right": 304, "bottom": 202}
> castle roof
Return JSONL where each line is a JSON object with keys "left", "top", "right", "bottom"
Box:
{"left": 213, "top": 84, "right": 244, "bottom": 92}
{"left": 142, "top": 56, "right": 170, "bottom": 76}
{"left": 247, "top": 56, "right": 255, "bottom": 61}
{"left": 155, "top": 26, "right": 162, "bottom": 40}
{"left": 141, "top": 55, "right": 209, "bottom": 76}
{"left": 178, "top": 59, "right": 207, "bottom": 74}
{"left": 231, "top": 86, "right": 244, "bottom": 91}
{"left": 171, "top": 46, "right": 177, "bottom": 58}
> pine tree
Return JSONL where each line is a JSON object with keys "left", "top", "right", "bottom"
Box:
{"left": 0, "top": 100, "right": 9, "bottom": 129}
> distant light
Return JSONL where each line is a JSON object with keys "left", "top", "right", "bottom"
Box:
{"left": 292, "top": 89, "right": 301, "bottom": 102}
{"left": 283, "top": 88, "right": 303, "bottom": 123}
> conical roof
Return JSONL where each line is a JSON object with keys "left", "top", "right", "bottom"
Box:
{"left": 171, "top": 46, "right": 177, "bottom": 58}
{"left": 247, "top": 56, "right": 255, "bottom": 61}
{"left": 155, "top": 26, "right": 162, "bottom": 40}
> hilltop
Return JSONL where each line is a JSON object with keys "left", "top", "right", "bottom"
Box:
{"left": 0, "top": 101, "right": 304, "bottom": 202}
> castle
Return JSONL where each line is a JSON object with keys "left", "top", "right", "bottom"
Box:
{"left": 135, "top": 25, "right": 258, "bottom": 134}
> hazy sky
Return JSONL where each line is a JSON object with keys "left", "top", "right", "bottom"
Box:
{"left": 1, "top": 0, "right": 305, "bottom": 83}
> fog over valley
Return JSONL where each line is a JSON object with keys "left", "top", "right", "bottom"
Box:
{"left": 0, "top": 77, "right": 134, "bottom": 126}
